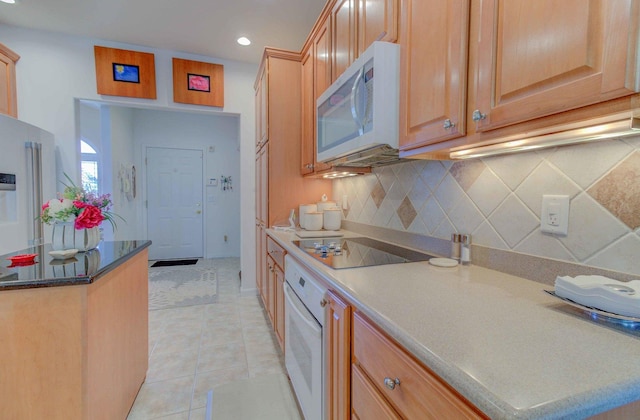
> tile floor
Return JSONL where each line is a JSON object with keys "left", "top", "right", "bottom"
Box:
{"left": 127, "top": 258, "right": 302, "bottom": 419}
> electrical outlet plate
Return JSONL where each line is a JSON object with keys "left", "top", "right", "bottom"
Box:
{"left": 541, "top": 195, "right": 569, "bottom": 235}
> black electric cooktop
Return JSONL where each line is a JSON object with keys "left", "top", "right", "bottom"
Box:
{"left": 293, "top": 237, "right": 434, "bottom": 269}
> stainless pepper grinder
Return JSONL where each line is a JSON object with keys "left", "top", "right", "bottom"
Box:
{"left": 450, "top": 233, "right": 461, "bottom": 261}
{"left": 460, "top": 234, "right": 472, "bottom": 265}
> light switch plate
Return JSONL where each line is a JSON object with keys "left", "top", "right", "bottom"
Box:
{"left": 541, "top": 195, "right": 569, "bottom": 235}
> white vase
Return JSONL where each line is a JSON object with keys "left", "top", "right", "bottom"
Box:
{"left": 51, "top": 222, "right": 100, "bottom": 251}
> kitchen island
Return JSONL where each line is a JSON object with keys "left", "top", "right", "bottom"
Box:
{"left": 0, "top": 240, "right": 151, "bottom": 420}
{"left": 269, "top": 229, "right": 640, "bottom": 419}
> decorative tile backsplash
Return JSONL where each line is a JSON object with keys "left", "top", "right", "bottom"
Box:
{"left": 333, "top": 135, "right": 640, "bottom": 276}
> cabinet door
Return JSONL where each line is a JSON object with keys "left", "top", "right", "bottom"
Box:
{"left": 357, "top": 0, "right": 399, "bottom": 56}
{"left": 314, "top": 19, "right": 333, "bottom": 173}
{"left": 326, "top": 290, "right": 352, "bottom": 420}
{"left": 353, "top": 312, "right": 485, "bottom": 419}
{"left": 255, "top": 66, "right": 268, "bottom": 148}
{"left": 274, "top": 264, "right": 285, "bottom": 351}
{"left": 257, "top": 143, "right": 268, "bottom": 227}
{"left": 301, "top": 47, "right": 315, "bottom": 175}
{"left": 255, "top": 225, "right": 263, "bottom": 297}
{"left": 352, "top": 365, "right": 401, "bottom": 420}
{"left": 332, "top": 0, "right": 357, "bottom": 81}
{"left": 257, "top": 226, "right": 268, "bottom": 307}
{"left": 266, "top": 254, "right": 276, "bottom": 326}
{"left": 474, "top": 0, "right": 640, "bottom": 132}
{"left": 0, "top": 44, "right": 19, "bottom": 118}
{"left": 398, "top": 0, "right": 470, "bottom": 151}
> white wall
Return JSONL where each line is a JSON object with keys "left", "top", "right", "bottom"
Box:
{"left": 131, "top": 108, "right": 241, "bottom": 258}
{"left": 0, "top": 24, "right": 257, "bottom": 290}
{"left": 108, "top": 105, "right": 138, "bottom": 241}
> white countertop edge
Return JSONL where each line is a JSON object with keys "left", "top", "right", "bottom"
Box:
{"left": 268, "top": 229, "right": 640, "bottom": 419}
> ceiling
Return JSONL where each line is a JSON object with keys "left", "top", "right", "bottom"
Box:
{"left": 0, "top": 0, "right": 327, "bottom": 64}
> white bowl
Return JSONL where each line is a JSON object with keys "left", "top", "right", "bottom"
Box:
{"left": 49, "top": 248, "right": 79, "bottom": 260}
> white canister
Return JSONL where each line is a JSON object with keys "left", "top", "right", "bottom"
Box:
{"left": 323, "top": 208, "right": 342, "bottom": 231}
{"left": 317, "top": 200, "right": 337, "bottom": 213}
{"left": 305, "top": 211, "right": 323, "bottom": 231}
{"left": 299, "top": 204, "right": 317, "bottom": 229}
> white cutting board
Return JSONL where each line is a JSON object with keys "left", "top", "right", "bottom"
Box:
{"left": 295, "top": 230, "right": 344, "bottom": 238}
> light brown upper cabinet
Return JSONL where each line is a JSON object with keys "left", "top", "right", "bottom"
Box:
{"left": 0, "top": 43, "right": 19, "bottom": 118}
{"left": 358, "top": 0, "right": 399, "bottom": 56}
{"left": 332, "top": 0, "right": 399, "bottom": 81}
{"left": 301, "top": 16, "right": 333, "bottom": 175}
{"left": 255, "top": 65, "right": 268, "bottom": 150}
{"left": 332, "top": 0, "right": 357, "bottom": 82}
{"left": 400, "top": 0, "right": 640, "bottom": 156}
{"left": 398, "top": 0, "right": 470, "bottom": 151}
{"left": 473, "top": 0, "right": 640, "bottom": 133}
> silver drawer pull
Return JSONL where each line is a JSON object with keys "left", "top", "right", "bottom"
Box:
{"left": 383, "top": 377, "right": 400, "bottom": 390}
{"left": 443, "top": 119, "right": 456, "bottom": 129}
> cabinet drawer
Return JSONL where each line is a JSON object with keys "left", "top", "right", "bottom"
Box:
{"left": 352, "top": 364, "right": 401, "bottom": 420}
{"left": 352, "top": 312, "right": 485, "bottom": 419}
{"left": 266, "top": 236, "right": 286, "bottom": 269}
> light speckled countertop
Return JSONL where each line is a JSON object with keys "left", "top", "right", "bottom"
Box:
{"left": 268, "top": 229, "right": 640, "bottom": 419}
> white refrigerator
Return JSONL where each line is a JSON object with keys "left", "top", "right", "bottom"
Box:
{"left": 0, "top": 114, "right": 56, "bottom": 255}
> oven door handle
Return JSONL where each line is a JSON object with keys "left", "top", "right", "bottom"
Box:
{"left": 284, "top": 283, "right": 322, "bottom": 333}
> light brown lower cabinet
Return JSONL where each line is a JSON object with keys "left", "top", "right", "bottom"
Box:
{"left": 326, "top": 290, "right": 352, "bottom": 419}
{"left": 352, "top": 364, "right": 401, "bottom": 419}
{"left": 266, "top": 236, "right": 286, "bottom": 351}
{"left": 274, "top": 261, "right": 285, "bottom": 351}
{"left": 352, "top": 311, "right": 487, "bottom": 419}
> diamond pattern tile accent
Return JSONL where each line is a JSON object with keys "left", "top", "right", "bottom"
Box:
{"left": 370, "top": 179, "right": 386, "bottom": 209}
{"left": 587, "top": 151, "right": 640, "bottom": 229}
{"left": 397, "top": 197, "right": 417, "bottom": 229}
{"left": 450, "top": 160, "right": 486, "bottom": 191}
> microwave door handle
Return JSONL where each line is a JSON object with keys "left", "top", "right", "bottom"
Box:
{"left": 350, "top": 67, "right": 365, "bottom": 135}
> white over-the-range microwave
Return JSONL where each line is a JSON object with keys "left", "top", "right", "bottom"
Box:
{"left": 316, "top": 41, "right": 400, "bottom": 167}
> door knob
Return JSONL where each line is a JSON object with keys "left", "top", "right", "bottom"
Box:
{"left": 196, "top": 210, "right": 202, "bottom": 214}
{"left": 384, "top": 377, "right": 400, "bottom": 390}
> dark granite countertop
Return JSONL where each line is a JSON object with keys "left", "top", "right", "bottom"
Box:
{"left": 0, "top": 240, "right": 151, "bottom": 290}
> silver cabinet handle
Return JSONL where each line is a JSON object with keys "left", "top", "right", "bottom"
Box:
{"left": 443, "top": 119, "right": 456, "bottom": 129}
{"left": 472, "top": 109, "right": 487, "bottom": 122}
{"left": 384, "top": 377, "right": 400, "bottom": 390}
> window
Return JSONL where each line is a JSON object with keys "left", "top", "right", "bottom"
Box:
{"left": 81, "top": 140, "right": 99, "bottom": 194}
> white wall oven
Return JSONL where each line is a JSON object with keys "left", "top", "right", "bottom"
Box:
{"left": 284, "top": 255, "right": 327, "bottom": 420}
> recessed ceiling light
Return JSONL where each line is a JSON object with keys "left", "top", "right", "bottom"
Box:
{"left": 237, "top": 37, "right": 251, "bottom": 46}
{"left": 1, "top": 0, "right": 17, "bottom": 4}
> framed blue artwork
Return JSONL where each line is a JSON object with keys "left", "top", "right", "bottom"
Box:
{"left": 112, "top": 63, "right": 140, "bottom": 83}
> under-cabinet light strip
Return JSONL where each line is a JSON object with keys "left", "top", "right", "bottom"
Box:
{"left": 450, "top": 117, "right": 640, "bottom": 160}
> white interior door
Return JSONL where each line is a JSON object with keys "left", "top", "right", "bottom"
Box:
{"left": 147, "top": 147, "right": 203, "bottom": 260}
